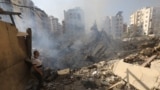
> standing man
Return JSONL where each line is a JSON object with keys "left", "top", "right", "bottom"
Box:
{"left": 32, "top": 50, "right": 43, "bottom": 90}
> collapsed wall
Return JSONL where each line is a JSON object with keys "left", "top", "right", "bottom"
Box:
{"left": 0, "top": 21, "right": 29, "bottom": 90}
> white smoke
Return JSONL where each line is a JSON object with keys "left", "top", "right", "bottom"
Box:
{"left": 1, "top": 0, "right": 160, "bottom": 69}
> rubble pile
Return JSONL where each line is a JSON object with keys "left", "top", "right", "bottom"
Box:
{"left": 124, "top": 37, "right": 160, "bottom": 66}
{"left": 26, "top": 60, "right": 135, "bottom": 90}
{"left": 25, "top": 36, "right": 160, "bottom": 90}
{"left": 41, "top": 30, "right": 114, "bottom": 69}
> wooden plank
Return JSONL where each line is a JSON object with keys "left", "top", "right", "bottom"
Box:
{"left": 16, "top": 32, "right": 28, "bottom": 36}
{"left": 108, "top": 81, "right": 125, "bottom": 90}
{"left": 0, "top": 11, "right": 21, "bottom": 15}
{"left": 141, "top": 55, "right": 157, "bottom": 67}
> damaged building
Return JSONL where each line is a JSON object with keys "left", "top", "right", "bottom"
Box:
{"left": 64, "top": 7, "right": 85, "bottom": 41}
{"left": 103, "top": 11, "right": 124, "bottom": 39}
{"left": 1, "top": 0, "right": 160, "bottom": 90}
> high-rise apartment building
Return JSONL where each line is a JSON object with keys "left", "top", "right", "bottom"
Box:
{"left": 130, "top": 7, "right": 160, "bottom": 35}
{"left": 103, "top": 11, "right": 123, "bottom": 39}
{"left": 49, "top": 16, "right": 63, "bottom": 37}
{"left": 64, "top": 7, "right": 85, "bottom": 39}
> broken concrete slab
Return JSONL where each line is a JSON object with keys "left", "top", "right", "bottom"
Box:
{"left": 151, "top": 60, "right": 160, "bottom": 72}
{"left": 57, "top": 68, "right": 70, "bottom": 75}
{"left": 113, "top": 60, "right": 160, "bottom": 90}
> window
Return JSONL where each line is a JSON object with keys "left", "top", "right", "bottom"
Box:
{"left": 77, "top": 14, "right": 81, "bottom": 20}
{"left": 141, "top": 13, "right": 144, "bottom": 16}
{"left": 145, "top": 24, "right": 147, "bottom": 27}
{"left": 69, "top": 13, "right": 73, "bottom": 18}
{"left": 20, "top": 8, "right": 23, "bottom": 12}
{"left": 73, "top": 14, "right": 76, "bottom": 19}
{"left": 150, "top": 19, "right": 152, "bottom": 22}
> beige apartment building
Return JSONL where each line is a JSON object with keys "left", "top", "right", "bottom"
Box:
{"left": 130, "top": 7, "right": 160, "bottom": 35}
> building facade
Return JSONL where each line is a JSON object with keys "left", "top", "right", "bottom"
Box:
{"left": 64, "top": 7, "right": 85, "bottom": 40}
{"left": 103, "top": 11, "right": 123, "bottom": 39}
{"left": 130, "top": 7, "right": 160, "bottom": 35}
{"left": 49, "top": 16, "right": 63, "bottom": 37}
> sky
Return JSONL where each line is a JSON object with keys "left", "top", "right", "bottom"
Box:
{"left": 32, "top": 0, "right": 160, "bottom": 26}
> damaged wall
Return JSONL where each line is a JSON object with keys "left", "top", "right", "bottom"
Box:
{"left": 0, "top": 21, "right": 29, "bottom": 90}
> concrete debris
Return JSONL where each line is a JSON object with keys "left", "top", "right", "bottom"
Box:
{"left": 25, "top": 60, "right": 125, "bottom": 90}
{"left": 25, "top": 37, "right": 160, "bottom": 90}
{"left": 113, "top": 60, "right": 160, "bottom": 90}
{"left": 57, "top": 68, "right": 70, "bottom": 75}
{"left": 43, "top": 68, "right": 58, "bottom": 82}
{"left": 151, "top": 60, "right": 160, "bottom": 72}
{"left": 140, "top": 47, "right": 155, "bottom": 56}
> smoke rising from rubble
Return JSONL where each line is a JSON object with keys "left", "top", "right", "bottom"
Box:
{"left": 63, "top": 0, "right": 107, "bottom": 31}
{"left": 3, "top": 0, "right": 160, "bottom": 69}
{"left": 82, "top": 0, "right": 107, "bottom": 30}
{"left": 0, "top": 0, "right": 116, "bottom": 69}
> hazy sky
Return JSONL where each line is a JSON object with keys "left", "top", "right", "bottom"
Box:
{"left": 32, "top": 0, "right": 160, "bottom": 25}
